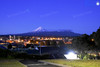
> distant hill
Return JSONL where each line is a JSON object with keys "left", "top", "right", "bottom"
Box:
{"left": 0, "top": 27, "right": 81, "bottom": 37}
{"left": 15, "top": 27, "right": 81, "bottom": 37}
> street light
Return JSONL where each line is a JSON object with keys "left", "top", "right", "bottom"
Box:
{"left": 64, "top": 52, "right": 79, "bottom": 59}
{"left": 39, "top": 42, "right": 41, "bottom": 55}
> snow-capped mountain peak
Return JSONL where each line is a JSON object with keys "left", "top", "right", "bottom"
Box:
{"left": 33, "top": 27, "right": 46, "bottom": 32}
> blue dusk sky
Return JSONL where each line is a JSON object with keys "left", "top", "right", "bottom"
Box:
{"left": 0, "top": 0, "right": 100, "bottom": 35}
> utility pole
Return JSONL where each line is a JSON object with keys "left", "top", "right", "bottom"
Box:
{"left": 39, "top": 42, "right": 41, "bottom": 55}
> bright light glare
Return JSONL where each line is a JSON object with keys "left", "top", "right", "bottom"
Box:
{"left": 96, "top": 2, "right": 100, "bottom": 6}
{"left": 64, "top": 52, "right": 79, "bottom": 59}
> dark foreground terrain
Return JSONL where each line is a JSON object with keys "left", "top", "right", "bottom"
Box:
{"left": 20, "top": 59, "right": 61, "bottom": 67}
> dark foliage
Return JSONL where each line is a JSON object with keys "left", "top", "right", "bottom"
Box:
{"left": 71, "top": 27, "right": 100, "bottom": 59}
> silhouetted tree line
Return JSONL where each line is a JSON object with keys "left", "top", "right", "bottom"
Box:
{"left": 71, "top": 27, "right": 100, "bottom": 59}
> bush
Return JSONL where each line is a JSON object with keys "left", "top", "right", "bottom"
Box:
{"left": 83, "top": 54, "right": 89, "bottom": 60}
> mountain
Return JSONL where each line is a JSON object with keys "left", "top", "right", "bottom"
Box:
{"left": 15, "top": 27, "right": 81, "bottom": 37}
{"left": 33, "top": 27, "right": 46, "bottom": 32}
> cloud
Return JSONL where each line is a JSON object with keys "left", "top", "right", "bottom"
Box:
{"left": 40, "top": 11, "right": 59, "bottom": 18}
{"left": 7, "top": 9, "right": 30, "bottom": 18}
{"left": 73, "top": 11, "right": 93, "bottom": 18}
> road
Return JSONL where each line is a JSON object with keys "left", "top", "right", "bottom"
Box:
{"left": 20, "top": 59, "right": 61, "bottom": 67}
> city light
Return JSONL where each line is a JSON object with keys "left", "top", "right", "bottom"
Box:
{"left": 91, "top": 39, "right": 94, "bottom": 41}
{"left": 64, "top": 52, "right": 79, "bottom": 59}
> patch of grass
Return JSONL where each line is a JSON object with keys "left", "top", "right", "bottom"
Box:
{"left": 44, "top": 59, "right": 100, "bottom": 67}
{"left": 0, "top": 60, "right": 25, "bottom": 67}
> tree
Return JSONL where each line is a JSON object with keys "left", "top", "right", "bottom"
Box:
{"left": 8, "top": 43, "right": 12, "bottom": 49}
{"left": 71, "top": 27, "right": 100, "bottom": 59}
{"left": 94, "top": 28, "right": 100, "bottom": 50}
{"left": 40, "top": 41, "right": 45, "bottom": 46}
{"left": 72, "top": 34, "right": 91, "bottom": 59}
{"left": 57, "top": 40, "right": 65, "bottom": 45}
{"left": 72, "top": 34, "right": 90, "bottom": 51}
{"left": 30, "top": 40, "right": 36, "bottom": 44}
{"left": 50, "top": 40, "right": 57, "bottom": 46}
{"left": 45, "top": 40, "right": 50, "bottom": 46}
